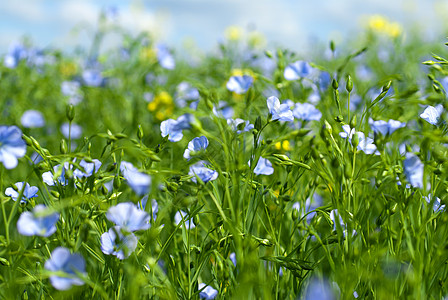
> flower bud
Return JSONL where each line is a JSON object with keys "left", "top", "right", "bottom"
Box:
{"left": 60, "top": 139, "right": 68, "bottom": 154}
{"left": 66, "top": 104, "right": 75, "bottom": 122}
{"left": 137, "top": 125, "right": 144, "bottom": 140}
{"left": 346, "top": 75, "right": 353, "bottom": 93}
{"left": 332, "top": 79, "right": 339, "bottom": 90}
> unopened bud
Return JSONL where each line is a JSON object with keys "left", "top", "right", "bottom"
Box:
{"left": 137, "top": 125, "right": 144, "bottom": 140}
{"left": 66, "top": 104, "right": 75, "bottom": 122}
{"left": 60, "top": 139, "right": 68, "bottom": 154}
{"left": 332, "top": 79, "right": 339, "bottom": 90}
{"left": 346, "top": 75, "right": 353, "bottom": 93}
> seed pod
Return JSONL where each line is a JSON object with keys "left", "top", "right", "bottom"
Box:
{"left": 346, "top": 75, "right": 353, "bottom": 93}
{"left": 137, "top": 125, "right": 144, "bottom": 140}
{"left": 60, "top": 139, "right": 68, "bottom": 154}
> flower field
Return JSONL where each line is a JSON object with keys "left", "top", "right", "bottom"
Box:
{"left": 2, "top": 15, "right": 448, "bottom": 299}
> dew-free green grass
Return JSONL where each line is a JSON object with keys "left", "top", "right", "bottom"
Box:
{"left": 1, "top": 15, "right": 448, "bottom": 300}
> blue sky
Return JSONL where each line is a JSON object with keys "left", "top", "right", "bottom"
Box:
{"left": 0, "top": 0, "right": 446, "bottom": 54}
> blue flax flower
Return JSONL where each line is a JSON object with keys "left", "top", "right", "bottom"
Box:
{"left": 174, "top": 210, "right": 195, "bottom": 229}
{"left": 226, "top": 75, "right": 253, "bottom": 94}
{"left": 73, "top": 159, "right": 102, "bottom": 179}
{"left": 369, "top": 118, "right": 405, "bottom": 135}
{"left": 226, "top": 118, "right": 254, "bottom": 134}
{"left": 424, "top": 194, "right": 445, "bottom": 213}
{"left": 160, "top": 114, "right": 192, "bottom": 142}
{"left": 156, "top": 43, "right": 176, "bottom": 70}
{"left": 61, "top": 81, "right": 83, "bottom": 105}
{"left": 21, "top": 110, "right": 45, "bottom": 128}
{"left": 42, "top": 163, "right": 71, "bottom": 186}
{"left": 138, "top": 196, "right": 158, "bottom": 221}
{"left": 3, "top": 42, "right": 28, "bottom": 68}
{"left": 339, "top": 125, "right": 378, "bottom": 155}
{"left": 253, "top": 157, "right": 274, "bottom": 175}
{"left": 199, "top": 283, "right": 218, "bottom": 299}
{"left": 5, "top": 182, "right": 38, "bottom": 204}
{"left": 184, "top": 136, "right": 209, "bottom": 160}
{"left": 403, "top": 153, "right": 424, "bottom": 188}
{"left": 293, "top": 103, "right": 322, "bottom": 121}
{"left": 175, "top": 82, "right": 199, "bottom": 109}
{"left": 17, "top": 204, "right": 59, "bottom": 237}
{"left": 188, "top": 161, "right": 218, "bottom": 183}
{"left": 304, "top": 277, "right": 335, "bottom": 300}
{"left": 267, "top": 96, "right": 294, "bottom": 122}
{"left": 44, "top": 247, "right": 86, "bottom": 290}
{"left": 213, "top": 101, "right": 234, "bottom": 119}
{"left": 0, "top": 126, "right": 27, "bottom": 169}
{"left": 120, "top": 161, "right": 151, "bottom": 195}
{"left": 284, "top": 60, "right": 313, "bottom": 81}
{"left": 229, "top": 252, "right": 237, "bottom": 266}
{"left": 420, "top": 104, "right": 443, "bottom": 125}
{"left": 60, "top": 122, "right": 82, "bottom": 139}
{"left": 106, "top": 202, "right": 150, "bottom": 231}
{"left": 101, "top": 226, "right": 138, "bottom": 260}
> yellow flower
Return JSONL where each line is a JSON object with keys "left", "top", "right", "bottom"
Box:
{"left": 59, "top": 61, "right": 78, "bottom": 78}
{"left": 140, "top": 46, "right": 156, "bottom": 61}
{"left": 367, "top": 15, "right": 402, "bottom": 38}
{"left": 275, "top": 140, "right": 292, "bottom": 151}
{"left": 147, "top": 91, "right": 174, "bottom": 121}
{"left": 248, "top": 31, "right": 266, "bottom": 49}
{"left": 225, "top": 26, "right": 243, "bottom": 41}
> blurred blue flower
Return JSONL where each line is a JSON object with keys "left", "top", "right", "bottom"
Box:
{"left": 0, "top": 125, "right": 27, "bottom": 169}
{"left": 138, "top": 195, "right": 158, "bottom": 221}
{"left": 304, "top": 277, "right": 334, "bottom": 300}
{"left": 229, "top": 252, "right": 237, "bottom": 266}
{"left": 101, "top": 226, "right": 138, "bottom": 260}
{"left": 106, "top": 202, "right": 150, "bottom": 231}
{"left": 156, "top": 44, "right": 175, "bottom": 70}
{"left": 403, "top": 153, "right": 424, "bottom": 188}
{"left": 184, "top": 136, "right": 209, "bottom": 160}
{"left": 5, "top": 182, "right": 38, "bottom": 204}
{"left": 82, "top": 69, "right": 103, "bottom": 87}
{"left": 174, "top": 210, "right": 195, "bottom": 229}
{"left": 44, "top": 247, "right": 86, "bottom": 290}
{"left": 213, "top": 101, "right": 234, "bottom": 119}
{"left": 188, "top": 161, "right": 218, "bottom": 183}
{"left": 17, "top": 204, "right": 59, "bottom": 237}
{"left": 226, "top": 75, "right": 253, "bottom": 94}
{"left": 61, "top": 122, "right": 82, "bottom": 139}
{"left": 120, "top": 161, "right": 152, "bottom": 195}
{"left": 424, "top": 194, "right": 445, "bottom": 213}
{"left": 42, "top": 163, "right": 70, "bottom": 186}
{"left": 21, "top": 110, "right": 45, "bottom": 128}
{"left": 160, "top": 114, "right": 192, "bottom": 142}
{"left": 61, "top": 81, "right": 83, "bottom": 105}
{"left": 253, "top": 157, "right": 274, "bottom": 175}
{"left": 267, "top": 96, "right": 294, "bottom": 122}
{"left": 175, "top": 82, "right": 200, "bottom": 109}
{"left": 293, "top": 103, "right": 322, "bottom": 121}
{"left": 226, "top": 118, "right": 254, "bottom": 134}
{"left": 420, "top": 104, "right": 443, "bottom": 125}
{"left": 369, "top": 118, "right": 406, "bottom": 135}
{"left": 3, "top": 42, "right": 27, "bottom": 68}
{"left": 73, "top": 159, "right": 102, "bottom": 179}
{"left": 317, "top": 71, "right": 331, "bottom": 90}
{"left": 284, "top": 60, "right": 312, "bottom": 81}
{"left": 199, "top": 283, "right": 218, "bottom": 299}
{"left": 292, "top": 193, "right": 323, "bottom": 223}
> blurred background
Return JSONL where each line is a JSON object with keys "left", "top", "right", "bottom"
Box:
{"left": 0, "top": 0, "right": 447, "bottom": 54}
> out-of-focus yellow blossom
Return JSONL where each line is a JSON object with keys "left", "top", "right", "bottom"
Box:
{"left": 59, "top": 61, "right": 78, "bottom": 78}
{"left": 140, "top": 46, "right": 157, "bottom": 61}
{"left": 275, "top": 140, "right": 292, "bottom": 151}
{"left": 225, "top": 26, "right": 243, "bottom": 41}
{"left": 367, "top": 15, "right": 402, "bottom": 38}
{"left": 248, "top": 31, "right": 266, "bottom": 49}
{"left": 231, "top": 68, "right": 256, "bottom": 79}
{"left": 147, "top": 91, "right": 174, "bottom": 121}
